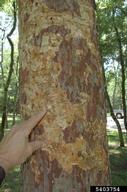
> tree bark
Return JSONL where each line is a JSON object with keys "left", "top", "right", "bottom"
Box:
{"left": 18, "top": 0, "right": 110, "bottom": 191}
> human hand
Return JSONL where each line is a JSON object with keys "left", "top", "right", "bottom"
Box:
{"left": 0, "top": 111, "right": 47, "bottom": 172}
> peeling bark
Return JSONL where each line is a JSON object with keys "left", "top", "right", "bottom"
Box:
{"left": 43, "top": 0, "right": 81, "bottom": 16}
{"left": 18, "top": 0, "right": 110, "bottom": 191}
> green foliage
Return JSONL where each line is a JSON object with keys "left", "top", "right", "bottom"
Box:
{"left": 0, "top": 47, "right": 19, "bottom": 112}
{"left": 97, "top": 0, "right": 127, "bottom": 57}
{"left": 0, "top": 0, "right": 7, "bottom": 9}
{"left": 0, "top": 0, "right": 13, "bottom": 8}
{"left": 97, "top": 0, "right": 127, "bottom": 109}
{"left": 1, "top": 167, "right": 21, "bottom": 192}
{"left": 0, "top": 0, "right": 15, "bottom": 14}
{"left": 0, "top": 2, "right": 19, "bottom": 132}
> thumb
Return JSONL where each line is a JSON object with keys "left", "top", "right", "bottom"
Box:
{"left": 28, "top": 140, "right": 43, "bottom": 154}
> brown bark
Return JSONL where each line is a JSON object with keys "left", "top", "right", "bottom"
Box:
{"left": 18, "top": 0, "right": 110, "bottom": 191}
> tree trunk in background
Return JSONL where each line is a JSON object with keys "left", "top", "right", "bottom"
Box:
{"left": 112, "top": 10, "right": 127, "bottom": 131}
{"left": 106, "top": 91, "right": 124, "bottom": 147}
{"left": 12, "top": 82, "right": 18, "bottom": 125}
{"left": 18, "top": 0, "right": 110, "bottom": 191}
{"left": 0, "top": 28, "right": 5, "bottom": 87}
{"left": 100, "top": 49, "right": 124, "bottom": 148}
{"left": 0, "top": 2, "right": 16, "bottom": 140}
{"left": 12, "top": 57, "right": 19, "bottom": 126}
{"left": 112, "top": 62, "right": 118, "bottom": 109}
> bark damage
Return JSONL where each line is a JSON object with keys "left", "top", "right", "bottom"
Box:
{"left": 43, "top": 0, "right": 81, "bottom": 16}
{"left": 18, "top": 0, "right": 110, "bottom": 191}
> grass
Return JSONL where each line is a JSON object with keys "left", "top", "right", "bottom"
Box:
{"left": 107, "top": 130, "right": 127, "bottom": 186}
{"left": 0, "top": 167, "right": 21, "bottom": 192}
{"left": 0, "top": 114, "right": 127, "bottom": 190}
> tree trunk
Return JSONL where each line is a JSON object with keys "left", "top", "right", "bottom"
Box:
{"left": 0, "top": 28, "right": 5, "bottom": 86}
{"left": 112, "top": 9, "right": 127, "bottom": 131}
{"left": 12, "top": 82, "right": 18, "bottom": 125}
{"left": 0, "top": 28, "right": 6, "bottom": 140}
{"left": 100, "top": 47, "right": 124, "bottom": 148}
{"left": 106, "top": 90, "right": 124, "bottom": 147}
{"left": 112, "top": 62, "right": 118, "bottom": 109}
{"left": 12, "top": 57, "right": 19, "bottom": 126}
{"left": 18, "top": 0, "right": 110, "bottom": 191}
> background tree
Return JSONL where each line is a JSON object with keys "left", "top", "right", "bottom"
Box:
{"left": 0, "top": 1, "right": 19, "bottom": 139}
{"left": 97, "top": 0, "right": 127, "bottom": 103}
{"left": 101, "top": 60, "right": 125, "bottom": 147}
{"left": 18, "top": 0, "right": 110, "bottom": 191}
{"left": 97, "top": 0, "right": 127, "bottom": 145}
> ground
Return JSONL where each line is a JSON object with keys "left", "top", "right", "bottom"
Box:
{"left": 108, "top": 130, "right": 127, "bottom": 185}
{"left": 0, "top": 115, "right": 127, "bottom": 191}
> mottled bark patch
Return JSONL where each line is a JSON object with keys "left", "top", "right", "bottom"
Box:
{"left": 91, "top": 0, "right": 96, "bottom": 10}
{"left": 72, "top": 165, "right": 109, "bottom": 191}
{"left": 32, "top": 150, "right": 51, "bottom": 187}
{"left": 21, "top": 92, "right": 27, "bottom": 104}
{"left": 72, "top": 165, "right": 84, "bottom": 191}
{"left": 63, "top": 120, "right": 84, "bottom": 143}
{"left": 33, "top": 25, "right": 71, "bottom": 47}
{"left": 43, "top": 0, "right": 81, "bottom": 16}
{"left": 20, "top": 68, "right": 29, "bottom": 84}
{"left": 55, "top": 37, "right": 99, "bottom": 104}
{"left": 24, "top": 13, "right": 30, "bottom": 22}
{"left": 86, "top": 85, "right": 100, "bottom": 120}
{"left": 51, "top": 159, "right": 62, "bottom": 178}
{"left": 91, "top": 20, "right": 98, "bottom": 48}
{"left": 41, "top": 25, "right": 71, "bottom": 37}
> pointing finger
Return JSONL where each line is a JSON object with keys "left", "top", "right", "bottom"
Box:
{"left": 21, "top": 110, "right": 48, "bottom": 136}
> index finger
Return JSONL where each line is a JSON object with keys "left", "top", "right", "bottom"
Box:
{"left": 21, "top": 110, "right": 48, "bottom": 135}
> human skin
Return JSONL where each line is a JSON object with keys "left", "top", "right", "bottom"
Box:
{"left": 0, "top": 111, "right": 47, "bottom": 172}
